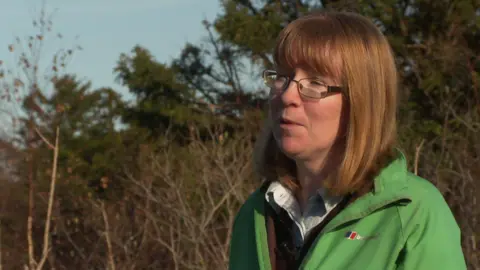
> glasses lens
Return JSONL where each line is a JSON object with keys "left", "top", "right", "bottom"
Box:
{"left": 299, "top": 79, "right": 328, "bottom": 99}
{"left": 263, "top": 71, "right": 287, "bottom": 90}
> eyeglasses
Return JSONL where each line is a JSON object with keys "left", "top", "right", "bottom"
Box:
{"left": 262, "top": 70, "right": 344, "bottom": 99}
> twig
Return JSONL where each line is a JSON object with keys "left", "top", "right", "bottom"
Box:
{"left": 405, "top": 44, "right": 427, "bottom": 50}
{"left": 414, "top": 139, "right": 425, "bottom": 175}
{"left": 59, "top": 225, "right": 86, "bottom": 261}
{"left": 27, "top": 148, "right": 36, "bottom": 270}
{"left": 200, "top": 181, "right": 240, "bottom": 233}
{"left": 170, "top": 227, "right": 179, "bottom": 270}
{"left": 34, "top": 127, "right": 54, "bottom": 149}
{"left": 100, "top": 201, "right": 116, "bottom": 270}
{"left": 36, "top": 126, "right": 59, "bottom": 270}
{"left": 0, "top": 218, "right": 3, "bottom": 270}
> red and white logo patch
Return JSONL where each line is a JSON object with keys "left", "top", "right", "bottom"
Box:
{"left": 345, "top": 231, "right": 378, "bottom": 240}
{"left": 345, "top": 231, "right": 362, "bottom": 240}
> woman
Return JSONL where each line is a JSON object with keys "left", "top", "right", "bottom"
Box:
{"left": 228, "top": 10, "right": 467, "bottom": 270}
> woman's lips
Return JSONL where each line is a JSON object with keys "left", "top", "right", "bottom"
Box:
{"left": 279, "top": 118, "right": 303, "bottom": 128}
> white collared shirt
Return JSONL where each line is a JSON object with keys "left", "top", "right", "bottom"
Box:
{"left": 265, "top": 181, "right": 343, "bottom": 248}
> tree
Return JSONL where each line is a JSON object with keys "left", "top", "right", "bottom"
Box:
{"left": 31, "top": 75, "right": 125, "bottom": 196}
{"left": 17, "top": 74, "right": 130, "bottom": 269}
{"left": 114, "top": 46, "right": 197, "bottom": 137}
{"left": 0, "top": 2, "right": 80, "bottom": 268}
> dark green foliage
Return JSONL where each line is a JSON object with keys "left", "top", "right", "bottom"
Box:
{"left": 115, "top": 46, "right": 197, "bottom": 135}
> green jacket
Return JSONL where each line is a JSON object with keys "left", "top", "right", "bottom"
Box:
{"left": 228, "top": 153, "right": 467, "bottom": 269}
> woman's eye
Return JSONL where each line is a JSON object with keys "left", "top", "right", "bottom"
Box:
{"left": 309, "top": 80, "right": 323, "bottom": 85}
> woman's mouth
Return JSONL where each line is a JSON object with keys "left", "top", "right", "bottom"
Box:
{"left": 279, "top": 118, "right": 302, "bottom": 128}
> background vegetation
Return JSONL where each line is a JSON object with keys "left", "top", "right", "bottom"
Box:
{"left": 0, "top": 0, "right": 478, "bottom": 269}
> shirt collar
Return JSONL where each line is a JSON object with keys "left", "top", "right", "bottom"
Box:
{"left": 265, "top": 181, "right": 343, "bottom": 211}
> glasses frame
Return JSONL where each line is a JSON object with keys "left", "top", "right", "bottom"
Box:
{"left": 262, "top": 69, "right": 345, "bottom": 99}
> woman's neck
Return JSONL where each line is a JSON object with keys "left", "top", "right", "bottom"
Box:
{"left": 295, "top": 158, "right": 328, "bottom": 211}
{"left": 294, "top": 148, "right": 341, "bottom": 212}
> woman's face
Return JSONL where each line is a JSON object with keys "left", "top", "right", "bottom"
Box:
{"left": 269, "top": 67, "right": 345, "bottom": 161}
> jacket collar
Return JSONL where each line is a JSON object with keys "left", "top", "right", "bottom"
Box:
{"left": 321, "top": 149, "right": 412, "bottom": 234}
{"left": 373, "top": 149, "right": 409, "bottom": 194}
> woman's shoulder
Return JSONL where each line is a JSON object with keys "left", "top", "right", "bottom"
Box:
{"left": 232, "top": 184, "right": 268, "bottom": 224}
{"left": 379, "top": 150, "right": 455, "bottom": 221}
{"left": 403, "top": 172, "right": 454, "bottom": 213}
{"left": 393, "top": 173, "right": 466, "bottom": 268}
{"left": 399, "top": 172, "right": 460, "bottom": 233}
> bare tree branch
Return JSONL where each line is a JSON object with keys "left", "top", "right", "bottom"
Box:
{"left": 34, "top": 127, "right": 54, "bottom": 150}
{"left": 36, "top": 126, "right": 59, "bottom": 270}
{"left": 414, "top": 139, "right": 425, "bottom": 175}
{"left": 0, "top": 218, "right": 3, "bottom": 270}
{"left": 100, "top": 201, "right": 116, "bottom": 270}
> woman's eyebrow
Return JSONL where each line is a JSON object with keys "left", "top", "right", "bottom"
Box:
{"left": 306, "top": 75, "right": 328, "bottom": 82}
{"left": 306, "top": 73, "right": 339, "bottom": 84}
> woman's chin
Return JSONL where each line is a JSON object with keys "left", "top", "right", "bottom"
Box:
{"left": 277, "top": 137, "right": 307, "bottom": 158}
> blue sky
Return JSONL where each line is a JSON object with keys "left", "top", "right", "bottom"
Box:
{"left": 0, "top": 0, "right": 222, "bottom": 100}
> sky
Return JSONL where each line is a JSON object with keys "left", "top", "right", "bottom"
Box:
{"left": 0, "top": 0, "right": 222, "bottom": 101}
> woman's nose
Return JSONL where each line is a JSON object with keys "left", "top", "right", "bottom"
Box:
{"left": 280, "top": 80, "right": 301, "bottom": 107}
